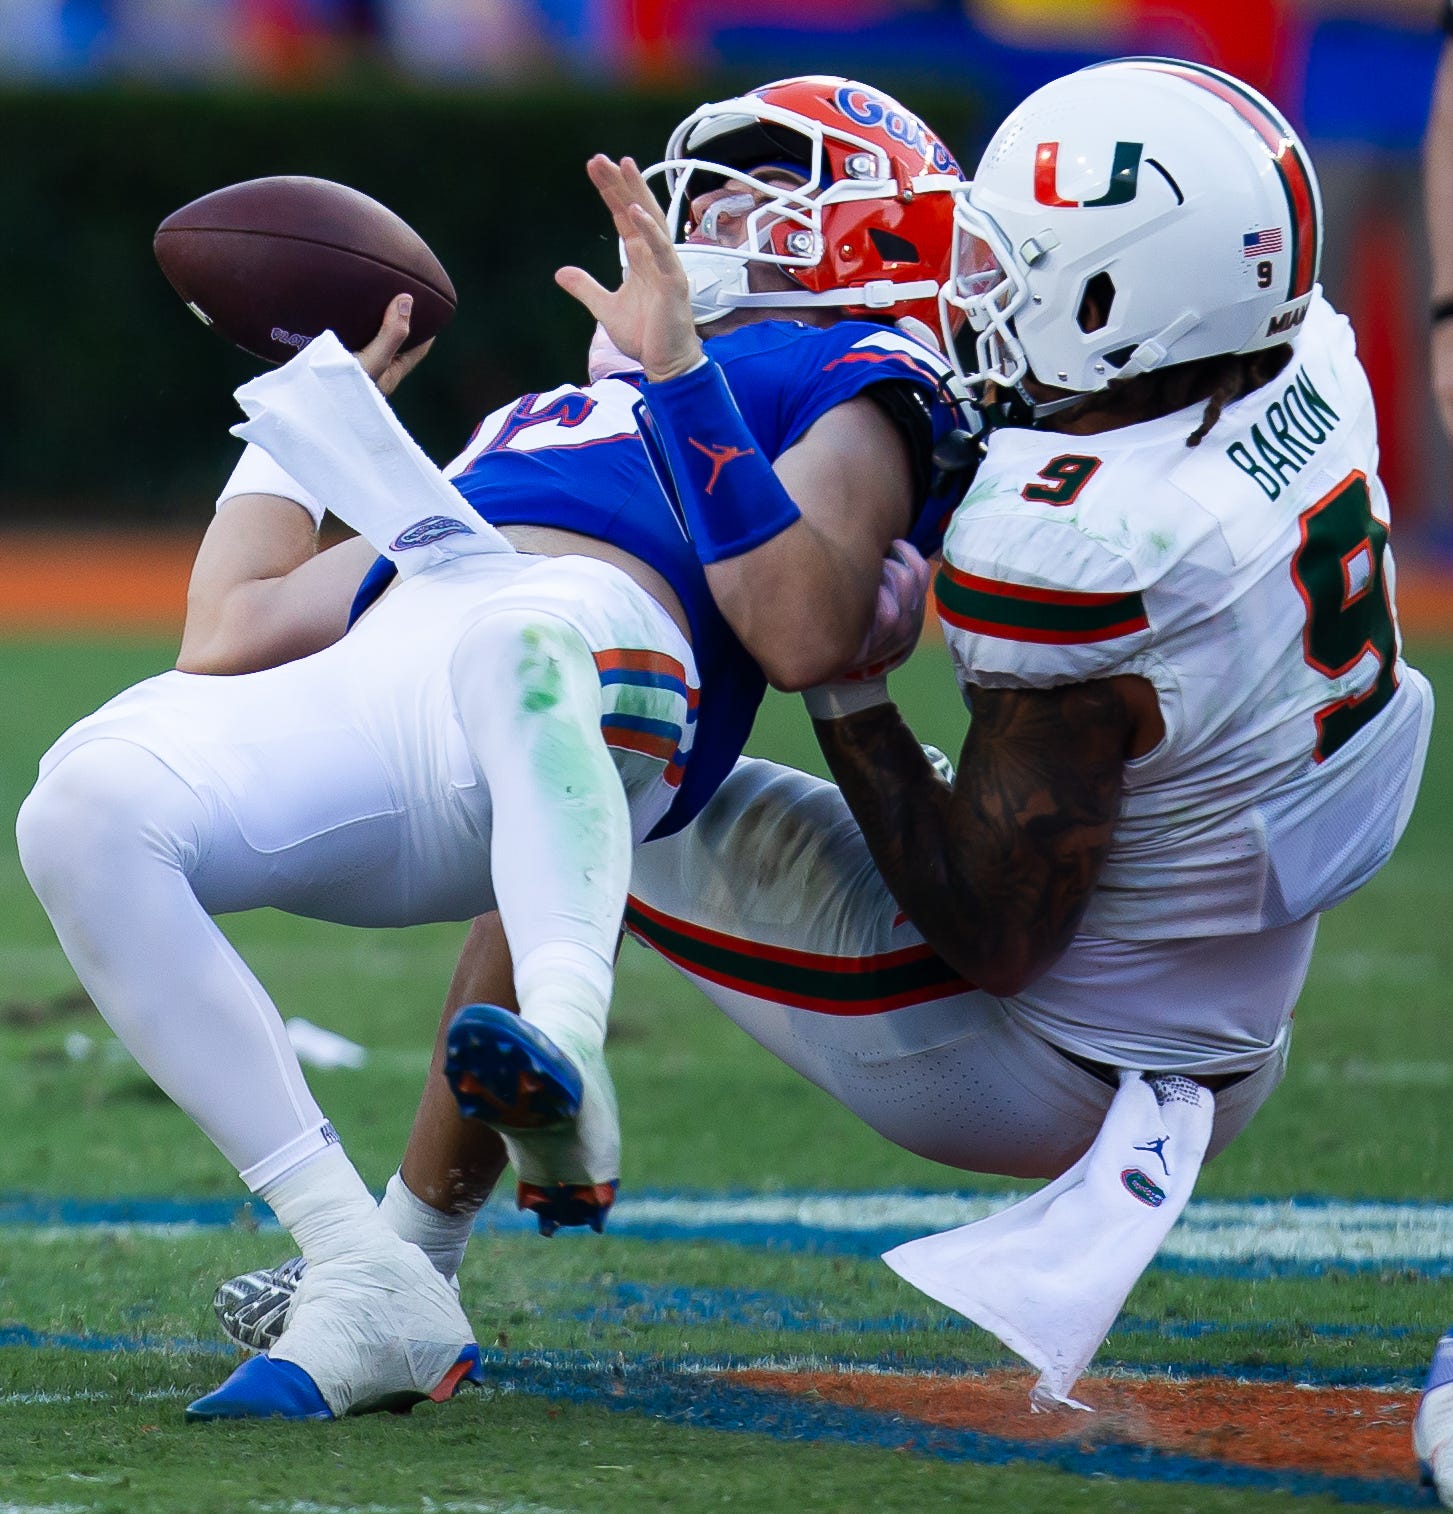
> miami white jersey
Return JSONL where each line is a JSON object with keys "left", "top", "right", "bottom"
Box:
{"left": 937, "top": 290, "right": 1431, "bottom": 942}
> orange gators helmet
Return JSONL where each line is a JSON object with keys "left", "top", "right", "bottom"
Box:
{"left": 650, "top": 75, "right": 965, "bottom": 331}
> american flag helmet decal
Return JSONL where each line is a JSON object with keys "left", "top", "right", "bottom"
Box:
{"left": 1243, "top": 227, "right": 1285, "bottom": 257}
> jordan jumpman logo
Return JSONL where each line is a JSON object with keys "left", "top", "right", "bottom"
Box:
{"left": 1133, "top": 1135, "right": 1171, "bottom": 1176}
{"left": 690, "top": 437, "right": 757, "bottom": 495}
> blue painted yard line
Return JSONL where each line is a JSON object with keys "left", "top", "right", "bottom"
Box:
{"left": 0, "top": 1323, "right": 233, "bottom": 1357}
{"left": 1, "top": 1327, "right": 1428, "bottom": 1504}
{"left": 2, "top": 1190, "right": 1451, "bottom": 1278}
{"left": 0, "top": 1321, "right": 1425, "bottom": 1392}
{"left": 574, "top": 1281, "right": 1426, "bottom": 1347}
{"left": 476, "top": 1353, "right": 1433, "bottom": 1508}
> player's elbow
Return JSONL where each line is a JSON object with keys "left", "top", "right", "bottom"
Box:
{"left": 175, "top": 627, "right": 230, "bottom": 675}
{"left": 761, "top": 630, "right": 863, "bottom": 693}
{"left": 176, "top": 605, "right": 274, "bottom": 675}
{"left": 176, "top": 616, "right": 245, "bottom": 675}
{"left": 934, "top": 924, "right": 1047, "bottom": 999}
{"left": 975, "top": 959, "right": 1039, "bottom": 999}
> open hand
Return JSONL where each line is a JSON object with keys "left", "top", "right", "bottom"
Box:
{"left": 556, "top": 155, "right": 704, "bottom": 384}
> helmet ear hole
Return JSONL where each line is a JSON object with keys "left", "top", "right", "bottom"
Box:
{"left": 869, "top": 227, "right": 920, "bottom": 264}
{"left": 1077, "top": 272, "right": 1116, "bottom": 334}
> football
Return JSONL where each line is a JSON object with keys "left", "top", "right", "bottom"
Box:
{"left": 153, "top": 175, "right": 457, "bottom": 364}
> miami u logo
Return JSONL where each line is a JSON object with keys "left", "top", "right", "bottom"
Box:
{"left": 1035, "top": 141, "right": 1143, "bottom": 208}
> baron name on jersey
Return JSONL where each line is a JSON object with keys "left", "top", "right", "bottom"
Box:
{"left": 1224, "top": 363, "right": 1341, "bottom": 501}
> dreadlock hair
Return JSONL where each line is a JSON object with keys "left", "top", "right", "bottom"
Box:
{"left": 1065, "top": 344, "right": 1295, "bottom": 445}
{"left": 1183, "top": 345, "right": 1296, "bottom": 447}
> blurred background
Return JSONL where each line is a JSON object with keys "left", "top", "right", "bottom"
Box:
{"left": 0, "top": 0, "right": 1445, "bottom": 627}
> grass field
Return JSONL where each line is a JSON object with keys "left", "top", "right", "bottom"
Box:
{"left": 1, "top": 631, "right": 1449, "bottom": 1513}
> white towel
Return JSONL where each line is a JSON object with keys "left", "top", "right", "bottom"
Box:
{"left": 231, "top": 331, "right": 513, "bottom": 576}
{"left": 883, "top": 1071, "right": 1214, "bottom": 1411}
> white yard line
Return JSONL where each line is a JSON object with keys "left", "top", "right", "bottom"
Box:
{"left": 2, "top": 1192, "right": 1451, "bottom": 1268}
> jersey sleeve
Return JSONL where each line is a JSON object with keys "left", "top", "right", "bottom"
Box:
{"left": 717, "top": 322, "right": 950, "bottom": 454}
{"left": 781, "top": 324, "right": 952, "bottom": 451}
{"left": 936, "top": 501, "right": 1153, "bottom": 690}
{"left": 714, "top": 321, "right": 962, "bottom": 558}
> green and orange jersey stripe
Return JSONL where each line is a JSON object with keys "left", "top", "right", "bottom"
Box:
{"left": 935, "top": 560, "right": 1148, "bottom": 645}
{"left": 1102, "top": 57, "right": 1319, "bottom": 303}
{"left": 624, "top": 895, "right": 973, "bottom": 1014}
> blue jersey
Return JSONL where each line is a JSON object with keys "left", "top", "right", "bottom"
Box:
{"left": 352, "top": 319, "right": 962, "bottom": 836}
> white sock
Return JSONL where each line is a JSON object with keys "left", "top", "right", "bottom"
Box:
{"left": 257, "top": 1144, "right": 394, "bottom": 1266}
{"left": 515, "top": 942, "right": 613, "bottom": 1053}
{"left": 377, "top": 1170, "right": 475, "bottom": 1281}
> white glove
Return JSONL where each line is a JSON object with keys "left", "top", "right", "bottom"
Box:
{"left": 802, "top": 539, "right": 931, "bottom": 721}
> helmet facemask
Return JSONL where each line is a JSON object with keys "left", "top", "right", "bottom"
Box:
{"left": 645, "top": 149, "right": 828, "bottom": 325}
{"left": 939, "top": 202, "right": 1030, "bottom": 391}
{"left": 644, "top": 79, "right": 959, "bottom": 328}
{"left": 938, "top": 198, "right": 1089, "bottom": 425}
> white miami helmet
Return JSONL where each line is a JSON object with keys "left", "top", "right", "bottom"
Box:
{"left": 940, "top": 57, "right": 1323, "bottom": 413}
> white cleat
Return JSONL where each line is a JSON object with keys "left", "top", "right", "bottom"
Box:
{"left": 272, "top": 1240, "right": 476, "bottom": 1417}
{"left": 189, "top": 1237, "right": 479, "bottom": 1421}
{"left": 1415, "top": 1329, "right": 1453, "bottom": 1508}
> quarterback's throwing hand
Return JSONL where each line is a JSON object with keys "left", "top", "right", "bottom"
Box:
{"left": 355, "top": 293, "right": 434, "bottom": 397}
{"left": 556, "top": 155, "right": 703, "bottom": 384}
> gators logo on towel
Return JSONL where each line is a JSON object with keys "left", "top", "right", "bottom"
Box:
{"left": 1121, "top": 1168, "right": 1166, "bottom": 1208}
{"left": 392, "top": 516, "right": 474, "bottom": 550}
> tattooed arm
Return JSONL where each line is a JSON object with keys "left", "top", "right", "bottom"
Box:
{"left": 812, "top": 676, "right": 1156, "bottom": 996}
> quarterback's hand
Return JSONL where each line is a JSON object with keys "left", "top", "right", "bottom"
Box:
{"left": 355, "top": 293, "right": 435, "bottom": 397}
{"left": 556, "top": 155, "right": 704, "bottom": 384}
{"left": 802, "top": 540, "right": 931, "bottom": 720}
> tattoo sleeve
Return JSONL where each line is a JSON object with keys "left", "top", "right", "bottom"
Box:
{"left": 812, "top": 682, "right": 1132, "bottom": 995}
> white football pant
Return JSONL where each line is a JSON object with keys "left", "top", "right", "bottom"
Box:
{"left": 17, "top": 553, "right": 696, "bottom": 1190}
{"left": 628, "top": 757, "right": 1313, "bottom": 1179}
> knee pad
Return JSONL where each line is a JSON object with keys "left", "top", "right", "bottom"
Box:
{"left": 451, "top": 609, "right": 598, "bottom": 715}
{"left": 17, "top": 739, "right": 195, "bottom": 903}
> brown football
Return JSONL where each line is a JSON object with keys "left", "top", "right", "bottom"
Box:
{"left": 154, "top": 176, "right": 457, "bottom": 364}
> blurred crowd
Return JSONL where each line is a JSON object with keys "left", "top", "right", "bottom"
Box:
{"left": 0, "top": 0, "right": 1438, "bottom": 146}
{"left": 5, "top": 0, "right": 1450, "bottom": 540}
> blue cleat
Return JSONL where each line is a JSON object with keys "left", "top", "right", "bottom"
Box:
{"left": 444, "top": 1003, "right": 620, "bottom": 1237}
{"left": 186, "top": 1354, "right": 333, "bottom": 1422}
{"left": 444, "top": 1003, "right": 582, "bottom": 1130}
{"left": 186, "top": 1344, "right": 485, "bottom": 1423}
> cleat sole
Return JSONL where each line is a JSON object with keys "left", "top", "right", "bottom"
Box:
{"left": 517, "top": 1179, "right": 619, "bottom": 1236}
{"left": 428, "top": 1343, "right": 485, "bottom": 1403}
{"left": 444, "top": 1004, "right": 582, "bottom": 1131}
{"left": 357, "top": 1344, "right": 484, "bottom": 1416}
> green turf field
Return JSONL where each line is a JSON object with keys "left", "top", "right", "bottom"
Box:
{"left": 0, "top": 633, "right": 1448, "bottom": 1513}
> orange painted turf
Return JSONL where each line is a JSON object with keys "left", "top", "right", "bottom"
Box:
{"left": 0, "top": 531, "right": 203, "bottom": 633}
{"left": 727, "top": 1369, "right": 1423, "bottom": 1484}
{"left": 5, "top": 531, "right": 1453, "bottom": 637}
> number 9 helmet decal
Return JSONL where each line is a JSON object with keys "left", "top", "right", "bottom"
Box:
{"left": 648, "top": 75, "right": 965, "bottom": 330}
{"left": 940, "top": 57, "right": 1323, "bottom": 415}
